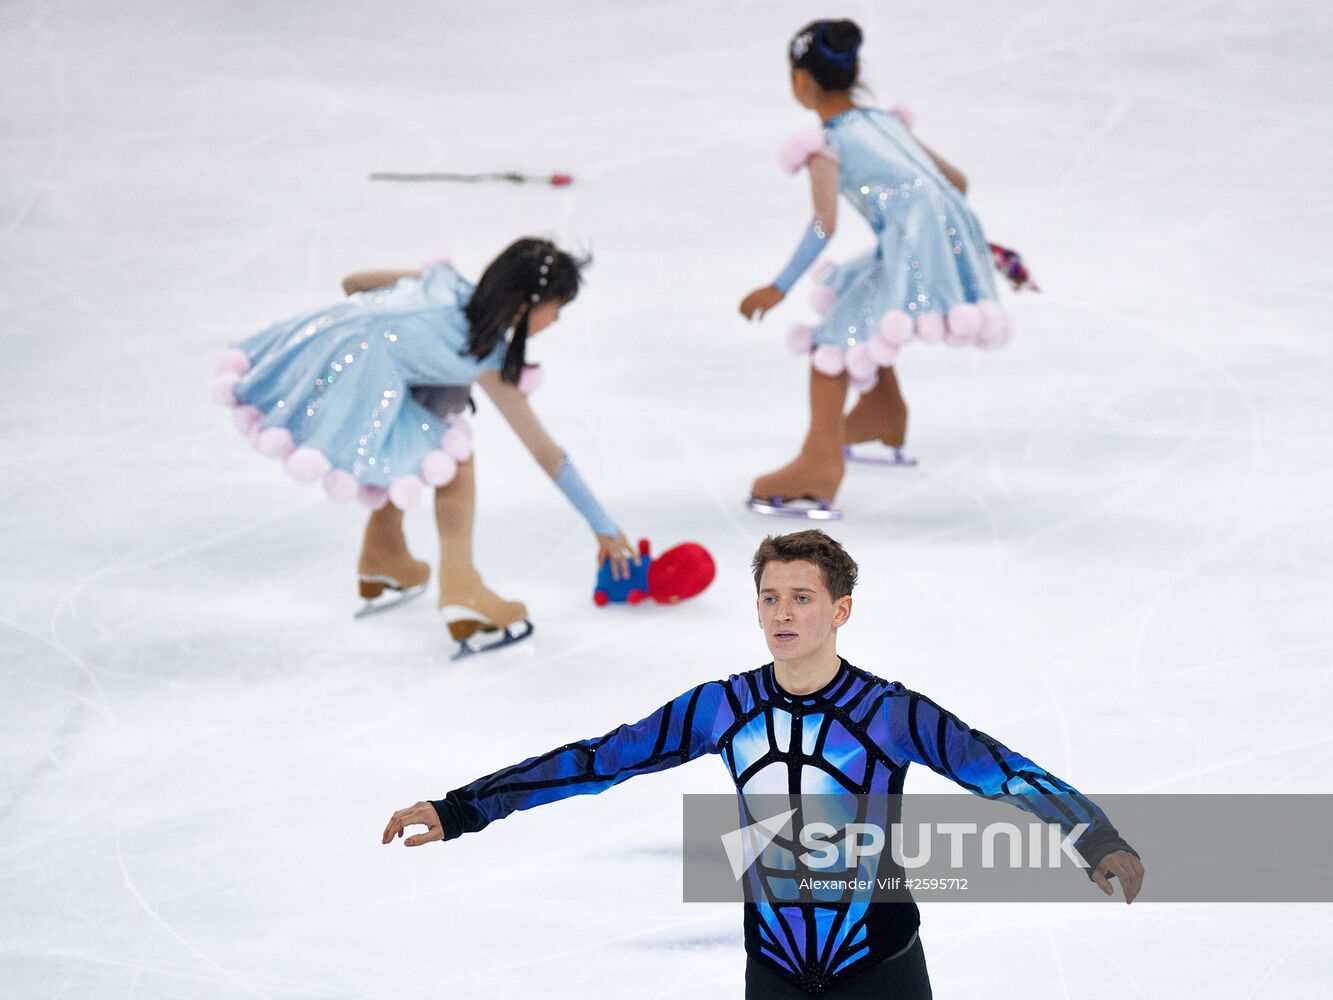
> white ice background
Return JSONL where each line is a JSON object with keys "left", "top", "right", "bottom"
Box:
{"left": 2, "top": 1, "right": 1331, "bottom": 997}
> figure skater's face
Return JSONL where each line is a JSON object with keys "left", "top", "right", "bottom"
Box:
{"left": 525, "top": 299, "right": 563, "bottom": 337}
{"left": 756, "top": 559, "right": 851, "bottom": 664}
{"left": 790, "top": 67, "right": 819, "bottom": 109}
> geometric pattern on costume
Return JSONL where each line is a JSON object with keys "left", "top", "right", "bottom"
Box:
{"left": 783, "top": 108, "right": 1012, "bottom": 395}
{"left": 431, "top": 659, "right": 1135, "bottom": 996}
{"left": 212, "top": 262, "right": 537, "bottom": 510}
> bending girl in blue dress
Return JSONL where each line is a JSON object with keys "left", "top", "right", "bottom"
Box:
{"left": 214, "top": 237, "right": 636, "bottom": 655}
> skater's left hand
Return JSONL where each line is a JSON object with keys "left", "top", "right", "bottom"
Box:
{"left": 382, "top": 801, "right": 444, "bottom": 847}
{"left": 739, "top": 284, "right": 784, "bottom": 320}
{"left": 598, "top": 532, "right": 639, "bottom": 581}
{"left": 1093, "top": 849, "right": 1145, "bottom": 904}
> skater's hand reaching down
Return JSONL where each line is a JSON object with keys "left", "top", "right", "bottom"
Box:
{"left": 739, "top": 284, "right": 785, "bottom": 320}
{"left": 599, "top": 532, "right": 639, "bottom": 581}
{"left": 1093, "top": 849, "right": 1145, "bottom": 903}
{"left": 382, "top": 801, "right": 444, "bottom": 847}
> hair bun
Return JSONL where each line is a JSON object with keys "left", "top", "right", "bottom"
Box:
{"left": 790, "top": 18, "right": 862, "bottom": 91}
{"left": 823, "top": 20, "right": 862, "bottom": 53}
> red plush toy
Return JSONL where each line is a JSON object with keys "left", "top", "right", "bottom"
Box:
{"left": 648, "top": 542, "right": 715, "bottom": 603}
{"left": 594, "top": 539, "right": 715, "bottom": 606}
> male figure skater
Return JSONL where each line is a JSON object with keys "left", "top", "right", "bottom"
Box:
{"left": 383, "top": 530, "right": 1144, "bottom": 997}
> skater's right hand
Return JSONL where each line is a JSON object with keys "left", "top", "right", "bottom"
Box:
{"left": 598, "top": 532, "right": 639, "bottom": 582}
{"left": 1092, "top": 849, "right": 1145, "bottom": 904}
{"left": 739, "top": 284, "right": 784, "bottom": 321}
{"left": 382, "top": 801, "right": 444, "bottom": 847}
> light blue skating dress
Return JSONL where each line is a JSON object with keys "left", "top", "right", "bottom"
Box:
{"left": 213, "top": 262, "right": 532, "bottom": 510}
{"left": 782, "top": 108, "right": 1010, "bottom": 391}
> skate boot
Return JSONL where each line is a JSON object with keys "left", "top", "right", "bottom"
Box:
{"left": 435, "top": 456, "right": 534, "bottom": 659}
{"left": 843, "top": 366, "right": 916, "bottom": 467}
{"left": 748, "top": 369, "right": 848, "bottom": 519}
{"left": 438, "top": 572, "right": 533, "bottom": 658}
{"left": 355, "top": 505, "right": 430, "bottom": 618}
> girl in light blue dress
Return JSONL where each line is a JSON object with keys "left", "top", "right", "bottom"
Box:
{"left": 213, "top": 237, "right": 636, "bottom": 655}
{"left": 739, "top": 19, "right": 1013, "bottom": 519}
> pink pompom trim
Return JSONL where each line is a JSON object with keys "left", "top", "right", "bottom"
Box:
{"left": 846, "top": 343, "right": 877, "bottom": 381}
{"left": 879, "top": 310, "right": 914, "bottom": 345}
{"left": 888, "top": 105, "right": 915, "bottom": 130}
{"left": 779, "top": 128, "right": 828, "bottom": 174}
{"left": 869, "top": 336, "right": 899, "bottom": 367}
{"left": 440, "top": 426, "right": 472, "bottom": 462}
{"left": 388, "top": 475, "right": 425, "bottom": 510}
{"left": 518, "top": 364, "right": 544, "bottom": 396}
{"left": 256, "top": 427, "right": 295, "bottom": 459}
{"left": 323, "top": 469, "right": 358, "bottom": 502}
{"left": 211, "top": 372, "right": 241, "bottom": 407}
{"left": 421, "top": 255, "right": 453, "bottom": 268}
{"left": 944, "top": 303, "right": 982, "bottom": 346}
{"left": 420, "top": 450, "right": 459, "bottom": 487}
{"left": 232, "top": 405, "right": 262, "bottom": 435}
{"left": 915, "top": 312, "right": 946, "bottom": 344}
{"left": 810, "top": 284, "right": 838, "bottom": 315}
{"left": 976, "top": 299, "right": 1010, "bottom": 347}
{"left": 786, "top": 324, "right": 815, "bottom": 355}
{"left": 214, "top": 348, "right": 251, "bottom": 376}
{"left": 284, "top": 447, "right": 330, "bottom": 483}
{"left": 948, "top": 303, "right": 983, "bottom": 338}
{"left": 357, "top": 485, "right": 389, "bottom": 510}
{"left": 812, "top": 345, "right": 846, "bottom": 377}
{"left": 980, "top": 307, "right": 1013, "bottom": 349}
{"left": 851, "top": 372, "right": 879, "bottom": 394}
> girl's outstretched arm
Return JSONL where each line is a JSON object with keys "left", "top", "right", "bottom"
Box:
{"left": 475, "top": 368, "right": 564, "bottom": 475}
{"left": 739, "top": 150, "right": 840, "bottom": 320}
{"left": 341, "top": 269, "right": 420, "bottom": 295}
{"left": 915, "top": 139, "right": 968, "bottom": 194}
{"left": 475, "top": 369, "right": 637, "bottom": 578}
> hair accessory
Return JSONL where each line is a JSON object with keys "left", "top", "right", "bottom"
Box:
{"left": 813, "top": 24, "right": 858, "bottom": 68}
{"left": 531, "top": 253, "right": 556, "bottom": 301}
{"left": 790, "top": 31, "right": 813, "bottom": 60}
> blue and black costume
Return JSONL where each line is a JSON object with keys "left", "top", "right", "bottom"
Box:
{"left": 432, "top": 659, "right": 1135, "bottom": 996}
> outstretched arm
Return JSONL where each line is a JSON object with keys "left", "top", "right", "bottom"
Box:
{"left": 475, "top": 369, "right": 636, "bottom": 578}
{"left": 382, "top": 681, "right": 733, "bottom": 846}
{"left": 915, "top": 138, "right": 967, "bottom": 194}
{"left": 475, "top": 368, "right": 563, "bottom": 475}
{"left": 876, "top": 687, "right": 1144, "bottom": 902}
{"left": 341, "top": 269, "right": 420, "bottom": 295}
{"left": 740, "top": 151, "right": 840, "bottom": 320}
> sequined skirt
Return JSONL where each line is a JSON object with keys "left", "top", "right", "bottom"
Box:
{"left": 213, "top": 316, "right": 473, "bottom": 510}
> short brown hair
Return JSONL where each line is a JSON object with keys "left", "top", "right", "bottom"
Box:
{"left": 751, "top": 530, "right": 858, "bottom": 599}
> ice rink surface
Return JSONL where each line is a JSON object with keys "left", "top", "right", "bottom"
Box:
{"left": 3, "top": 0, "right": 1331, "bottom": 996}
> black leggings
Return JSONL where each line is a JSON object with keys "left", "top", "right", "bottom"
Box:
{"left": 744, "top": 935, "right": 932, "bottom": 999}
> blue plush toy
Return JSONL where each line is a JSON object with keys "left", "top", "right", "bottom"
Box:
{"left": 593, "top": 539, "right": 715, "bottom": 606}
{"left": 594, "top": 539, "right": 653, "bottom": 605}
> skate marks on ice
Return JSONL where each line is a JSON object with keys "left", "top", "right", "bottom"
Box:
{"left": 5, "top": 0, "right": 1333, "bottom": 996}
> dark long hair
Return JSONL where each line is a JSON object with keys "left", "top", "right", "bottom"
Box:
{"left": 789, "top": 19, "right": 863, "bottom": 92}
{"left": 463, "top": 237, "right": 588, "bottom": 385}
